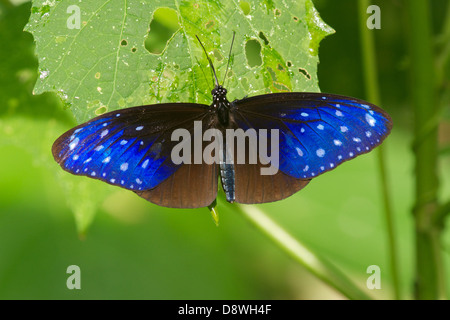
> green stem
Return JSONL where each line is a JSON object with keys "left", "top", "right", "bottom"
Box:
{"left": 435, "top": 1, "right": 450, "bottom": 86}
{"left": 407, "top": 0, "right": 444, "bottom": 300}
{"left": 357, "top": 0, "right": 400, "bottom": 300}
{"left": 234, "top": 203, "right": 373, "bottom": 300}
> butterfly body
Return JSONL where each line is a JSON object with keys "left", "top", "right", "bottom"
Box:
{"left": 210, "top": 85, "right": 237, "bottom": 203}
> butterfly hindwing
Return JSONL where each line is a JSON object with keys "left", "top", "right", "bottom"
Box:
{"left": 136, "top": 162, "right": 218, "bottom": 208}
{"left": 232, "top": 92, "right": 392, "bottom": 180}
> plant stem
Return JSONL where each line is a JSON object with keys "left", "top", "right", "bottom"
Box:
{"left": 435, "top": 1, "right": 450, "bottom": 86}
{"left": 234, "top": 204, "right": 373, "bottom": 300}
{"left": 407, "top": 0, "right": 444, "bottom": 300}
{"left": 357, "top": 0, "right": 400, "bottom": 300}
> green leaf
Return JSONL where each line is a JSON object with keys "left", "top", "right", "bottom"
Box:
{"left": 0, "top": 2, "right": 114, "bottom": 235}
{"left": 25, "top": 0, "right": 334, "bottom": 123}
{"left": 23, "top": 0, "right": 333, "bottom": 231}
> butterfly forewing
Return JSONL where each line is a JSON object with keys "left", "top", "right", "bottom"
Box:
{"left": 52, "top": 103, "right": 219, "bottom": 207}
{"left": 232, "top": 93, "right": 392, "bottom": 180}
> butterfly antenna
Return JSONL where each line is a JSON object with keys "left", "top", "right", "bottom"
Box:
{"left": 222, "top": 31, "right": 236, "bottom": 86}
{"left": 195, "top": 35, "right": 219, "bottom": 87}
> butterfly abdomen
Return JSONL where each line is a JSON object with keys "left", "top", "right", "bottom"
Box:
{"left": 220, "top": 161, "right": 235, "bottom": 203}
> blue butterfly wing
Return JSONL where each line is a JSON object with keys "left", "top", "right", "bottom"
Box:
{"left": 232, "top": 93, "right": 392, "bottom": 180}
{"left": 53, "top": 103, "right": 219, "bottom": 207}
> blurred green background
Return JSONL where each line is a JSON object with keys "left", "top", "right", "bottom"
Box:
{"left": 0, "top": 0, "right": 449, "bottom": 299}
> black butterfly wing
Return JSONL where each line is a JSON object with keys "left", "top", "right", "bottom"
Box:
{"left": 230, "top": 92, "right": 392, "bottom": 203}
{"left": 52, "top": 103, "right": 219, "bottom": 208}
{"left": 233, "top": 160, "right": 311, "bottom": 204}
{"left": 226, "top": 109, "right": 310, "bottom": 204}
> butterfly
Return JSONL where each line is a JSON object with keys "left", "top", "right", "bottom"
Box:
{"left": 52, "top": 35, "right": 392, "bottom": 208}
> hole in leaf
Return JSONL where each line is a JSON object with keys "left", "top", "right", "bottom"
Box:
{"left": 240, "top": 77, "right": 249, "bottom": 91}
{"left": 293, "top": 16, "right": 299, "bottom": 22}
{"left": 267, "top": 67, "right": 277, "bottom": 81}
{"left": 245, "top": 39, "right": 262, "bottom": 68}
{"left": 95, "top": 105, "right": 107, "bottom": 115}
{"left": 287, "top": 61, "right": 292, "bottom": 67}
{"left": 277, "top": 63, "right": 285, "bottom": 71}
{"left": 131, "top": 47, "right": 137, "bottom": 53}
{"left": 258, "top": 31, "right": 269, "bottom": 46}
{"left": 273, "top": 82, "right": 290, "bottom": 92}
{"left": 145, "top": 7, "right": 180, "bottom": 55}
{"left": 121, "top": 39, "right": 128, "bottom": 46}
{"left": 239, "top": 1, "right": 251, "bottom": 15}
{"left": 274, "top": 8, "right": 281, "bottom": 17}
{"left": 298, "top": 67, "right": 311, "bottom": 79}
{"left": 205, "top": 20, "right": 215, "bottom": 30}
{"left": 213, "top": 49, "right": 224, "bottom": 61}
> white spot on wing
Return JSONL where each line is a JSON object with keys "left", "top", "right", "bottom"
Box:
{"left": 100, "top": 129, "right": 109, "bottom": 138}
{"left": 120, "top": 162, "right": 128, "bottom": 171}
{"left": 365, "top": 113, "right": 376, "bottom": 126}
{"left": 316, "top": 148, "right": 325, "bottom": 157}
{"left": 69, "top": 138, "right": 79, "bottom": 150}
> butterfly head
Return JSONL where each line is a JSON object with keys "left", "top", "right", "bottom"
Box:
{"left": 211, "top": 85, "right": 227, "bottom": 98}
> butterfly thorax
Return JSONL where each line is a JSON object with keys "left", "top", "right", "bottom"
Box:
{"left": 211, "top": 85, "right": 231, "bottom": 127}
